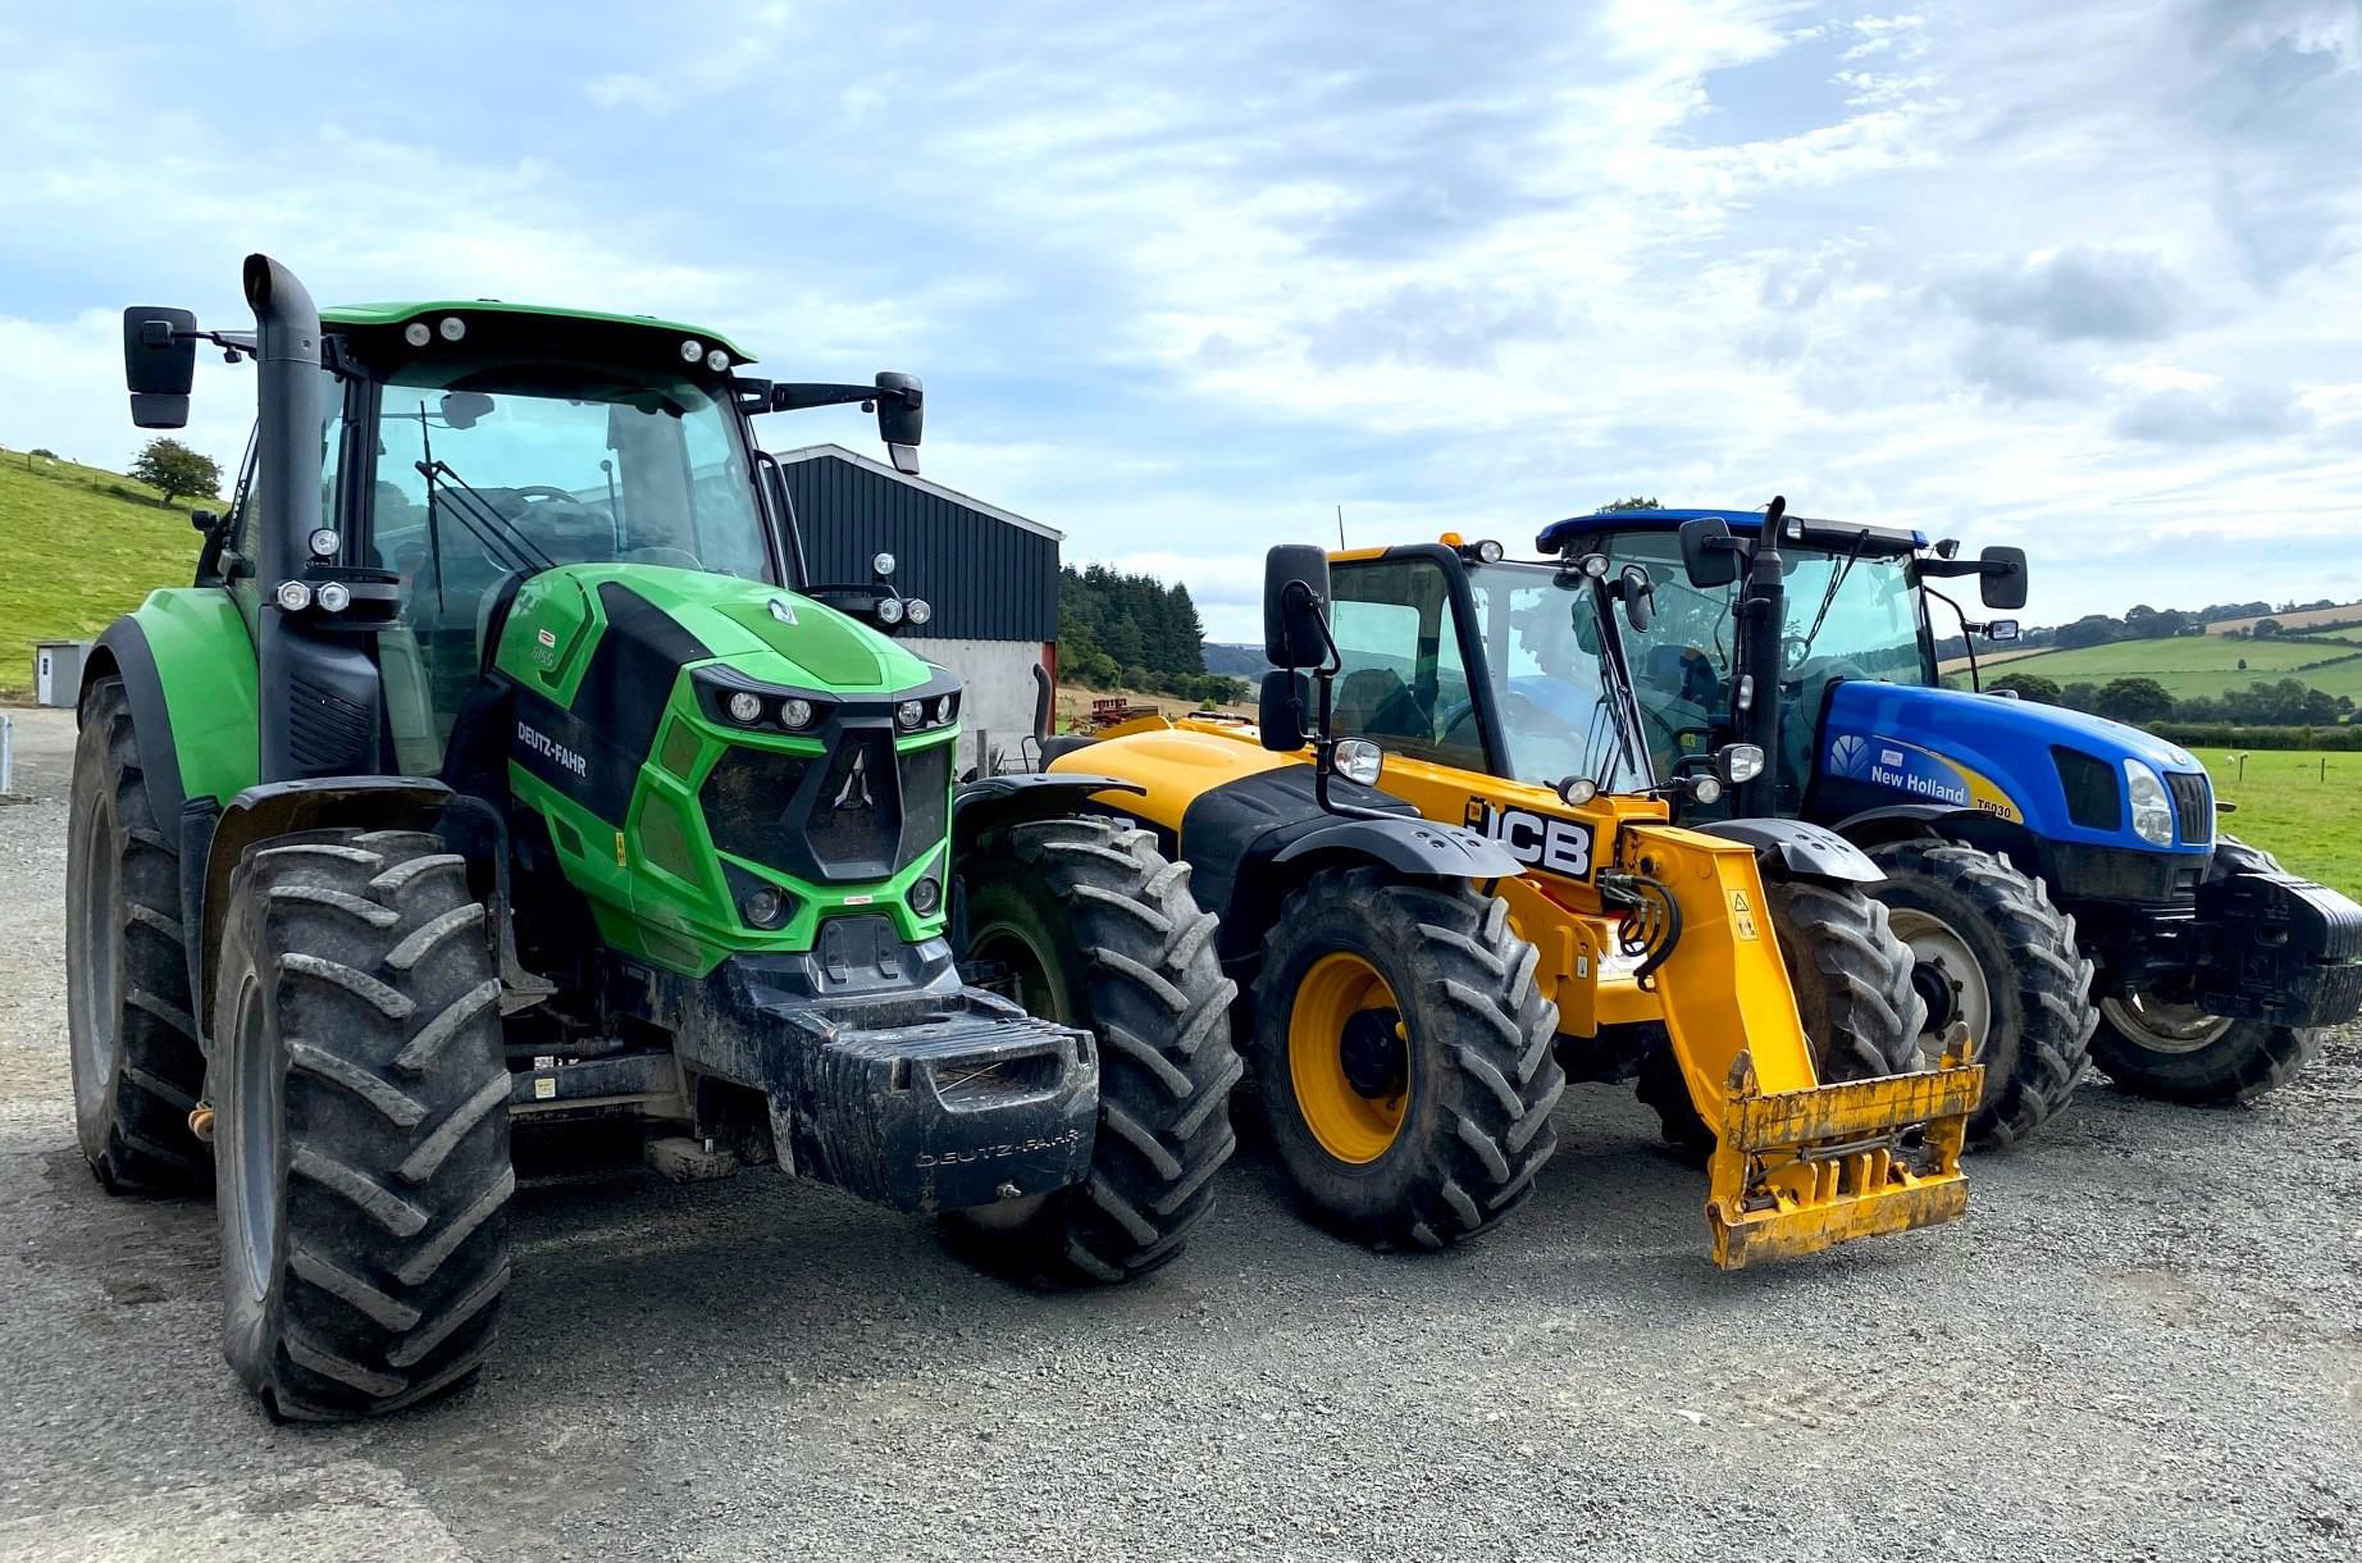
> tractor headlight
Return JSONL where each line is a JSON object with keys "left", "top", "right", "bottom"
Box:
{"left": 1715, "top": 743, "right": 1765, "bottom": 786}
{"left": 904, "top": 597, "right": 933, "bottom": 627}
{"left": 872, "top": 552, "right": 897, "bottom": 578}
{"left": 437, "top": 316, "right": 466, "bottom": 342}
{"left": 403, "top": 322, "right": 432, "bottom": 347}
{"left": 741, "top": 886, "right": 791, "bottom": 930}
{"left": 274, "top": 580, "right": 312, "bottom": 612}
{"left": 1334, "top": 738, "right": 1384, "bottom": 786}
{"left": 932, "top": 693, "right": 958, "bottom": 727}
{"left": 909, "top": 876, "right": 943, "bottom": 916}
{"left": 680, "top": 338, "right": 703, "bottom": 363}
{"left": 315, "top": 581, "right": 352, "bottom": 613}
{"left": 778, "top": 697, "right": 815, "bottom": 731}
{"left": 726, "top": 691, "right": 765, "bottom": 725}
{"left": 896, "top": 699, "right": 926, "bottom": 731}
{"left": 308, "top": 527, "right": 341, "bottom": 558}
{"left": 2125, "top": 760, "right": 2175, "bottom": 845}
{"left": 705, "top": 348, "right": 730, "bottom": 373}
{"left": 876, "top": 596, "right": 905, "bottom": 625}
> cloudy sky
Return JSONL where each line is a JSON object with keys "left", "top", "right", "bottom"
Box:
{"left": 2, "top": 0, "right": 2357, "bottom": 640}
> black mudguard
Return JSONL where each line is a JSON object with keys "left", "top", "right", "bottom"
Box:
{"left": 950, "top": 770, "right": 1143, "bottom": 845}
{"left": 1270, "top": 813, "right": 1524, "bottom": 881}
{"left": 86, "top": 619, "right": 189, "bottom": 824}
{"left": 1697, "top": 815, "right": 1883, "bottom": 885}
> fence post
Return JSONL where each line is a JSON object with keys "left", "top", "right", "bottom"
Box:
{"left": 0, "top": 712, "right": 12, "bottom": 796}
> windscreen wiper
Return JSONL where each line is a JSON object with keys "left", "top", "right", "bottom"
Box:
{"left": 415, "top": 459, "right": 557, "bottom": 575}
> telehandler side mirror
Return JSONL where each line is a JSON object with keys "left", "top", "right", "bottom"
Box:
{"left": 875, "top": 372, "right": 923, "bottom": 475}
{"left": 123, "top": 307, "right": 198, "bottom": 429}
{"left": 1978, "top": 545, "right": 2028, "bottom": 611}
{"left": 1678, "top": 516, "right": 1740, "bottom": 589}
{"left": 1258, "top": 669, "right": 1311, "bottom": 753}
{"left": 1263, "top": 543, "right": 1333, "bottom": 669}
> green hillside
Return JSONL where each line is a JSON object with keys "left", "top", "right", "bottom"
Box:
{"left": 0, "top": 448, "right": 206, "bottom": 699}
{"left": 1956, "top": 635, "right": 2362, "bottom": 703}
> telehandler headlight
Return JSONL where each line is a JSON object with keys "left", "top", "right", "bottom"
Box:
{"left": 726, "top": 691, "right": 765, "bottom": 724}
{"left": 779, "top": 697, "right": 816, "bottom": 730}
{"left": 316, "top": 582, "right": 352, "bottom": 613}
{"left": 1334, "top": 738, "right": 1384, "bottom": 786}
{"left": 896, "top": 699, "right": 926, "bottom": 731}
{"left": 1557, "top": 776, "right": 1600, "bottom": 807}
{"left": 274, "top": 580, "right": 312, "bottom": 612}
{"left": 1689, "top": 774, "right": 1725, "bottom": 806}
{"left": 1475, "top": 539, "right": 1504, "bottom": 564}
{"left": 2125, "top": 760, "right": 2175, "bottom": 845}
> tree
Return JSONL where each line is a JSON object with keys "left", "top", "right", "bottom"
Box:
{"left": 2060, "top": 682, "right": 2101, "bottom": 712}
{"left": 1599, "top": 495, "right": 1661, "bottom": 511}
{"left": 2236, "top": 657, "right": 2248, "bottom": 671}
{"left": 2095, "top": 677, "right": 2175, "bottom": 726}
{"left": 128, "top": 437, "right": 221, "bottom": 506}
{"left": 2054, "top": 614, "right": 2124, "bottom": 650}
{"left": 1989, "top": 673, "right": 2061, "bottom": 704}
{"left": 2252, "top": 618, "right": 2284, "bottom": 639}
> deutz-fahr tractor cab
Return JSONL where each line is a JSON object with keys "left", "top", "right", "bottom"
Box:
{"left": 69, "top": 255, "right": 1237, "bottom": 1421}
{"left": 1543, "top": 504, "right": 2362, "bottom": 1144}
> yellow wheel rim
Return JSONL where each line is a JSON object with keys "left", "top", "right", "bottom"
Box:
{"left": 1288, "top": 951, "right": 1409, "bottom": 1164}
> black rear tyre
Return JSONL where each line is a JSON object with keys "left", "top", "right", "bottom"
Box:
{"left": 1866, "top": 840, "right": 2096, "bottom": 1148}
{"left": 948, "top": 817, "right": 1241, "bottom": 1286}
{"left": 1636, "top": 878, "right": 1923, "bottom": 1156}
{"left": 212, "top": 829, "right": 513, "bottom": 1420}
{"left": 1250, "top": 868, "right": 1563, "bottom": 1251}
{"left": 65, "top": 677, "right": 209, "bottom": 1193}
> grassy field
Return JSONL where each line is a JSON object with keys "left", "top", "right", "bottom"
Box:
{"left": 1947, "top": 634, "right": 2362, "bottom": 702}
{"left": 2194, "top": 746, "right": 2362, "bottom": 899}
{"left": 0, "top": 448, "right": 202, "bottom": 699}
{"left": 2204, "top": 600, "right": 2362, "bottom": 636}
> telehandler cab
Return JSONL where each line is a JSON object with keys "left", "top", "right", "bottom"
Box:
{"left": 69, "top": 255, "right": 1238, "bottom": 1420}
{"left": 1053, "top": 538, "right": 1985, "bottom": 1268}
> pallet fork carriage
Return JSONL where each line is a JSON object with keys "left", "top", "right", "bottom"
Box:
{"left": 1064, "top": 540, "right": 1982, "bottom": 1267}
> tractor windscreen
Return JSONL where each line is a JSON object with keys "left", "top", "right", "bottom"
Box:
{"left": 370, "top": 366, "right": 772, "bottom": 602}
{"left": 1589, "top": 530, "right": 1929, "bottom": 780}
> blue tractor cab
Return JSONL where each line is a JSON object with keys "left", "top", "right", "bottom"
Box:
{"left": 1541, "top": 502, "right": 2362, "bottom": 1143}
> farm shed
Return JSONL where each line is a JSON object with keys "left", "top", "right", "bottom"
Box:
{"left": 770, "top": 443, "right": 1060, "bottom": 774}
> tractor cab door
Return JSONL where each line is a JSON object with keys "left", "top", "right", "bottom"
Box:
{"left": 1324, "top": 555, "right": 1490, "bottom": 773}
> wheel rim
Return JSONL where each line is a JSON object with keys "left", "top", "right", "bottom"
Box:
{"left": 1886, "top": 909, "right": 1992, "bottom": 1062}
{"left": 227, "top": 975, "right": 281, "bottom": 1300}
{"left": 68, "top": 792, "right": 121, "bottom": 1103}
{"left": 2099, "top": 993, "right": 2234, "bottom": 1055}
{"left": 967, "top": 917, "right": 1069, "bottom": 1024}
{"left": 1289, "top": 952, "right": 1409, "bottom": 1165}
{"left": 960, "top": 914, "right": 1065, "bottom": 1230}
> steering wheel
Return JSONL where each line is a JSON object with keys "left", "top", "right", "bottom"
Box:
{"left": 508, "top": 485, "right": 584, "bottom": 506}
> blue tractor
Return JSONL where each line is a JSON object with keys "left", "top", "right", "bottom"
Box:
{"left": 1538, "top": 500, "right": 2362, "bottom": 1145}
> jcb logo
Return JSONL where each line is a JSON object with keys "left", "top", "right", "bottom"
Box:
{"left": 1464, "top": 801, "right": 1594, "bottom": 881}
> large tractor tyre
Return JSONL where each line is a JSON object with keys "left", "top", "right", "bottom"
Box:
{"left": 211, "top": 829, "right": 513, "bottom": 1421}
{"left": 64, "top": 677, "right": 209, "bottom": 1193}
{"left": 1634, "top": 879, "right": 1923, "bottom": 1158}
{"left": 2088, "top": 837, "right": 2322, "bottom": 1105}
{"left": 1249, "top": 868, "right": 1564, "bottom": 1251}
{"left": 948, "top": 816, "right": 1242, "bottom": 1287}
{"left": 1866, "top": 840, "right": 2096, "bottom": 1148}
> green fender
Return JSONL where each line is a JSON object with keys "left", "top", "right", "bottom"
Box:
{"left": 83, "top": 588, "right": 259, "bottom": 823}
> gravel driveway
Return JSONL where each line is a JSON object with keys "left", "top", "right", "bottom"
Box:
{"left": 2, "top": 705, "right": 2355, "bottom": 1561}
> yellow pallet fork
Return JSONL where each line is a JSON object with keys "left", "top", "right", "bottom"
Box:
{"left": 1062, "top": 537, "right": 1981, "bottom": 1267}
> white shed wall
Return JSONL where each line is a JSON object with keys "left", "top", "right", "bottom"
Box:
{"left": 903, "top": 636, "right": 1048, "bottom": 775}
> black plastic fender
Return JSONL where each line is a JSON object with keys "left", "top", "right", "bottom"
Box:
{"left": 84, "top": 618, "right": 187, "bottom": 824}
{"left": 950, "top": 771, "right": 1144, "bottom": 846}
{"left": 196, "top": 777, "right": 508, "bottom": 1022}
{"left": 1270, "top": 813, "right": 1525, "bottom": 882}
{"left": 1697, "top": 816, "right": 1883, "bottom": 885}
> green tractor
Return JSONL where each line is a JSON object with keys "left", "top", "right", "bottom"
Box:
{"left": 69, "top": 254, "right": 1239, "bottom": 1420}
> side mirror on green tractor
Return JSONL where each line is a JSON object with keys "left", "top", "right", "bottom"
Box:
{"left": 123, "top": 307, "right": 198, "bottom": 429}
{"left": 1978, "top": 544, "right": 2028, "bottom": 610}
{"left": 875, "top": 372, "right": 923, "bottom": 475}
{"left": 1678, "top": 515, "right": 1742, "bottom": 589}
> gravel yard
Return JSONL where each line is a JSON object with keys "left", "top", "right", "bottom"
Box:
{"left": 1, "top": 703, "right": 2355, "bottom": 1562}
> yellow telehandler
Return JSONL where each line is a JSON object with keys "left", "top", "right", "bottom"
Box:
{"left": 1049, "top": 540, "right": 1982, "bottom": 1266}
